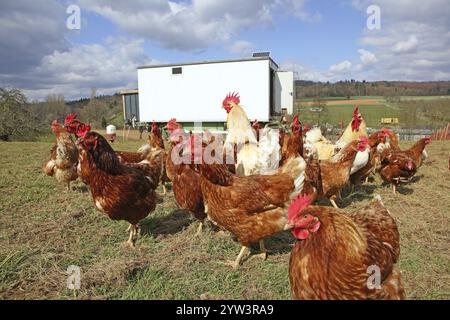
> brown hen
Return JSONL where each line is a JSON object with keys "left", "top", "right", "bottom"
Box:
{"left": 76, "top": 128, "right": 157, "bottom": 247}
{"left": 288, "top": 194, "right": 405, "bottom": 300}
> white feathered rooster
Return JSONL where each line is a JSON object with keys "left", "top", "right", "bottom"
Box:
{"left": 304, "top": 106, "right": 367, "bottom": 160}
{"left": 222, "top": 92, "right": 280, "bottom": 175}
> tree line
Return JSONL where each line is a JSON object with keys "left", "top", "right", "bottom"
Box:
{"left": 0, "top": 87, "right": 123, "bottom": 141}
{"left": 295, "top": 80, "right": 450, "bottom": 99}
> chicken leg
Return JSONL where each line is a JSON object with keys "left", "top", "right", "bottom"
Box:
{"left": 392, "top": 184, "right": 396, "bottom": 195}
{"left": 223, "top": 246, "right": 249, "bottom": 269}
{"left": 125, "top": 224, "right": 138, "bottom": 248}
{"left": 194, "top": 220, "right": 204, "bottom": 237}
{"left": 330, "top": 199, "right": 339, "bottom": 208}
{"left": 253, "top": 239, "right": 268, "bottom": 260}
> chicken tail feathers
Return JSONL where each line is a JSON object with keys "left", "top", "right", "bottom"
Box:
{"left": 236, "top": 143, "right": 258, "bottom": 176}
{"left": 280, "top": 156, "right": 307, "bottom": 197}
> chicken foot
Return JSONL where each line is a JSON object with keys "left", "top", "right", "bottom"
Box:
{"left": 125, "top": 224, "right": 139, "bottom": 248}
{"left": 222, "top": 246, "right": 250, "bottom": 269}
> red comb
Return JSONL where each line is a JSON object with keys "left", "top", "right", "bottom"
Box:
{"left": 222, "top": 92, "right": 240, "bottom": 107}
{"left": 292, "top": 114, "right": 300, "bottom": 125}
{"left": 151, "top": 120, "right": 158, "bottom": 132}
{"left": 64, "top": 113, "right": 77, "bottom": 125}
{"left": 353, "top": 107, "right": 359, "bottom": 117}
{"left": 288, "top": 194, "right": 313, "bottom": 222}
{"left": 76, "top": 123, "right": 91, "bottom": 138}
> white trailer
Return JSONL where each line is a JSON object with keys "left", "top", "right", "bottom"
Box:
{"left": 137, "top": 56, "right": 294, "bottom": 125}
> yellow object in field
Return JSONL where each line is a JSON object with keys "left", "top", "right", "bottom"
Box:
{"left": 381, "top": 118, "right": 399, "bottom": 124}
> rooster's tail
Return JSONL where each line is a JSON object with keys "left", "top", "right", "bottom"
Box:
{"left": 236, "top": 143, "right": 258, "bottom": 176}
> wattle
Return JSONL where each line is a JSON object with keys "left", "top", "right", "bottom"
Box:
{"left": 292, "top": 228, "right": 310, "bottom": 240}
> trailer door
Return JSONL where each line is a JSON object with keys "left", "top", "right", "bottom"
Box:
{"left": 277, "top": 71, "right": 294, "bottom": 115}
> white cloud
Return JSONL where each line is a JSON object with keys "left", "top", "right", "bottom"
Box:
{"left": 285, "top": 0, "right": 322, "bottom": 23}
{"left": 392, "top": 35, "right": 418, "bottom": 53}
{"left": 0, "top": 0, "right": 68, "bottom": 73}
{"left": 352, "top": 0, "right": 450, "bottom": 80}
{"left": 282, "top": 59, "right": 357, "bottom": 82}
{"left": 77, "top": 0, "right": 321, "bottom": 50}
{"left": 77, "top": 0, "right": 275, "bottom": 50}
{"left": 329, "top": 60, "right": 352, "bottom": 73}
{"left": 281, "top": 61, "right": 329, "bottom": 81}
{"left": 229, "top": 41, "right": 254, "bottom": 56}
{"left": 0, "top": 0, "right": 322, "bottom": 101}
{"left": 358, "top": 49, "right": 378, "bottom": 65}
{"left": 12, "top": 38, "right": 157, "bottom": 101}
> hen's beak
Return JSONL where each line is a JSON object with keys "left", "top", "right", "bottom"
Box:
{"left": 284, "top": 221, "right": 295, "bottom": 230}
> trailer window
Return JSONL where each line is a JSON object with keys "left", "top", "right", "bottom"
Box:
{"left": 172, "top": 67, "right": 182, "bottom": 75}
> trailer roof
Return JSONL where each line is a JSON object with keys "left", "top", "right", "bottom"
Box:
{"left": 119, "top": 89, "right": 138, "bottom": 95}
{"left": 137, "top": 56, "right": 279, "bottom": 70}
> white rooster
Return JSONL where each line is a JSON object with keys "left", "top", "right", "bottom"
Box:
{"left": 222, "top": 92, "right": 281, "bottom": 176}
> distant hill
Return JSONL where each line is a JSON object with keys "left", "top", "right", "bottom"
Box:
{"left": 295, "top": 80, "right": 450, "bottom": 98}
{"left": 66, "top": 93, "right": 122, "bottom": 112}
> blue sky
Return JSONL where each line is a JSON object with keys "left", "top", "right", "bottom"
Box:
{"left": 0, "top": 0, "right": 449, "bottom": 100}
{"left": 68, "top": 1, "right": 365, "bottom": 69}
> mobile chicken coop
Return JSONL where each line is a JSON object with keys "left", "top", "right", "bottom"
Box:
{"left": 128, "top": 54, "right": 294, "bottom": 130}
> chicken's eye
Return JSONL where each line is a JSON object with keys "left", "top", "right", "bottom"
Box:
{"left": 303, "top": 215, "right": 308, "bottom": 219}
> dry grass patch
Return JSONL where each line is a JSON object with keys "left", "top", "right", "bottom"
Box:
{"left": 0, "top": 140, "right": 448, "bottom": 299}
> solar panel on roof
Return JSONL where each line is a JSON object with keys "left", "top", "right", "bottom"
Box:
{"left": 252, "top": 51, "right": 271, "bottom": 58}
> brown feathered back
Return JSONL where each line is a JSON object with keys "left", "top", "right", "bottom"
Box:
{"left": 289, "top": 198, "right": 404, "bottom": 300}
{"left": 78, "top": 131, "right": 157, "bottom": 225}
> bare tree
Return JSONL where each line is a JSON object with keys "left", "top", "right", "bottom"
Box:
{"left": 0, "top": 88, "right": 42, "bottom": 141}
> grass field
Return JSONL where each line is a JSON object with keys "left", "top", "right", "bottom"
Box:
{"left": 295, "top": 96, "right": 450, "bottom": 128}
{"left": 0, "top": 135, "right": 449, "bottom": 299}
{"left": 296, "top": 103, "right": 400, "bottom": 128}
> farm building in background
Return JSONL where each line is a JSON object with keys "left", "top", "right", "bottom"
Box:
{"left": 121, "top": 53, "right": 294, "bottom": 131}
{"left": 120, "top": 89, "right": 139, "bottom": 122}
